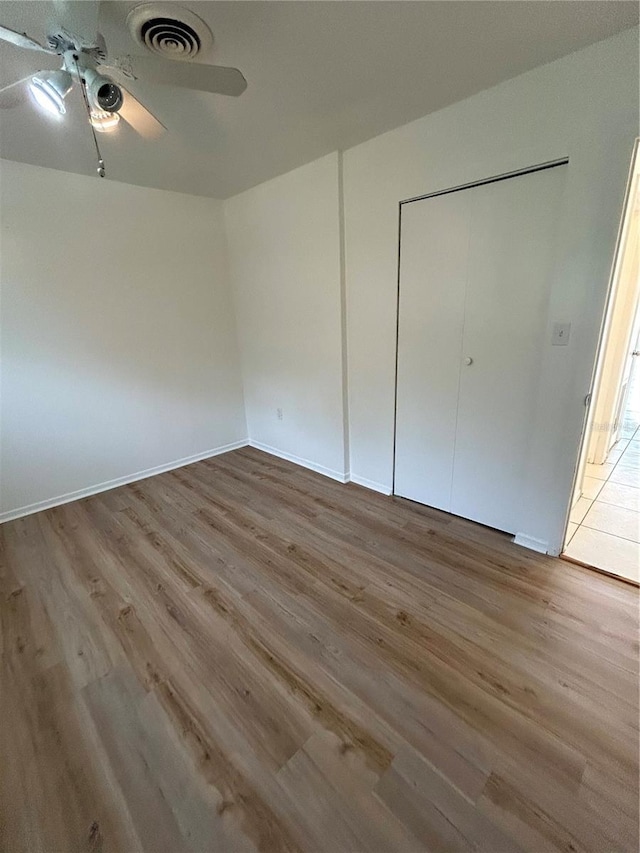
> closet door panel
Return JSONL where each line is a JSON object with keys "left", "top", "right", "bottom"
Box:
{"left": 451, "top": 165, "right": 567, "bottom": 532}
{"left": 394, "top": 191, "right": 471, "bottom": 510}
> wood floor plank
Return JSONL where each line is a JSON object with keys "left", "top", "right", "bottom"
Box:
{"left": 1, "top": 448, "right": 638, "bottom": 852}
{"left": 0, "top": 657, "right": 138, "bottom": 852}
{"left": 276, "top": 730, "right": 425, "bottom": 853}
{"left": 377, "top": 744, "right": 524, "bottom": 853}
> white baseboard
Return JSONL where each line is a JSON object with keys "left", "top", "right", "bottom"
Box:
{"left": 248, "top": 440, "right": 349, "bottom": 483}
{"left": 513, "top": 532, "right": 549, "bottom": 554}
{"left": 247, "top": 443, "right": 394, "bottom": 496}
{"left": 347, "top": 474, "right": 393, "bottom": 496}
{"left": 0, "top": 439, "right": 249, "bottom": 525}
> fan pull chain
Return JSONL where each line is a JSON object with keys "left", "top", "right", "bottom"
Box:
{"left": 74, "top": 55, "right": 106, "bottom": 178}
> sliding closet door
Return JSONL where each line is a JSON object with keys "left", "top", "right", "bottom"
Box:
{"left": 451, "top": 165, "right": 566, "bottom": 532}
{"left": 394, "top": 190, "right": 471, "bottom": 511}
{"left": 394, "top": 163, "right": 566, "bottom": 532}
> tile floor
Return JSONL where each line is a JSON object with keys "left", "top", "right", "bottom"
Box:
{"left": 564, "top": 373, "right": 640, "bottom": 582}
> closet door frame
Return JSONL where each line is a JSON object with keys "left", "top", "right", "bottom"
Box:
{"left": 392, "top": 156, "right": 569, "bottom": 498}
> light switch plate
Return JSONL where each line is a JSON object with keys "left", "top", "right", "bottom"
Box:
{"left": 552, "top": 322, "right": 571, "bottom": 346}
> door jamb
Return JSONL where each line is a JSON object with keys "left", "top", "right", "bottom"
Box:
{"left": 561, "top": 138, "right": 640, "bottom": 554}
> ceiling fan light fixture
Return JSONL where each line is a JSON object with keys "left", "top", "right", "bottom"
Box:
{"left": 29, "top": 70, "right": 72, "bottom": 116}
{"left": 83, "top": 69, "right": 124, "bottom": 113}
{"left": 90, "top": 109, "right": 120, "bottom": 132}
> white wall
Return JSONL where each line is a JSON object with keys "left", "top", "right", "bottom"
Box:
{"left": 225, "top": 153, "right": 347, "bottom": 480}
{"left": 343, "top": 27, "right": 639, "bottom": 553}
{"left": 0, "top": 160, "right": 246, "bottom": 520}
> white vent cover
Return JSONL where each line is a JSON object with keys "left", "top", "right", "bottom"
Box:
{"left": 126, "top": 3, "right": 213, "bottom": 61}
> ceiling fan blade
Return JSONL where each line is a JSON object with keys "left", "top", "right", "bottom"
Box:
{"left": 118, "top": 85, "right": 166, "bottom": 140}
{"left": 118, "top": 54, "right": 247, "bottom": 97}
{"left": 51, "top": 0, "right": 101, "bottom": 47}
{"left": 0, "top": 25, "right": 54, "bottom": 54}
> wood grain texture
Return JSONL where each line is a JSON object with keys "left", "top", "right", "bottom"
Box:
{"left": 1, "top": 446, "right": 638, "bottom": 852}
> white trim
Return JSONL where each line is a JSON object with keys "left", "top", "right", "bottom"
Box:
{"left": 348, "top": 474, "right": 393, "bottom": 496}
{"left": 513, "top": 533, "right": 549, "bottom": 554}
{"left": 248, "top": 440, "right": 349, "bottom": 483}
{"left": 0, "top": 439, "right": 249, "bottom": 524}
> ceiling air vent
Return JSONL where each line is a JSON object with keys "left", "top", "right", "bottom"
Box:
{"left": 126, "top": 3, "right": 213, "bottom": 61}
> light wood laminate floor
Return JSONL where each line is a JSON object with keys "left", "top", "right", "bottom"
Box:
{"left": 1, "top": 447, "right": 638, "bottom": 852}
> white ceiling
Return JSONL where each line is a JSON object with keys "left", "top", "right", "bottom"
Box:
{"left": 0, "top": 1, "right": 637, "bottom": 198}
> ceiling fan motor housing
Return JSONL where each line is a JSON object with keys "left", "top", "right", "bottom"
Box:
{"left": 127, "top": 3, "right": 213, "bottom": 61}
{"left": 47, "top": 31, "right": 107, "bottom": 61}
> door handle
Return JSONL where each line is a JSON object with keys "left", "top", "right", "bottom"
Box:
{"left": 464, "top": 357, "right": 473, "bottom": 366}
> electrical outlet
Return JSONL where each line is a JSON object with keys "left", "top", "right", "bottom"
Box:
{"left": 277, "top": 408, "right": 283, "bottom": 421}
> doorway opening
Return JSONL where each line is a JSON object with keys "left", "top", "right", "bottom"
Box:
{"left": 563, "top": 140, "right": 640, "bottom": 584}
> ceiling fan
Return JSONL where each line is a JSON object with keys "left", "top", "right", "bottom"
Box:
{"left": 0, "top": 1, "right": 247, "bottom": 176}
